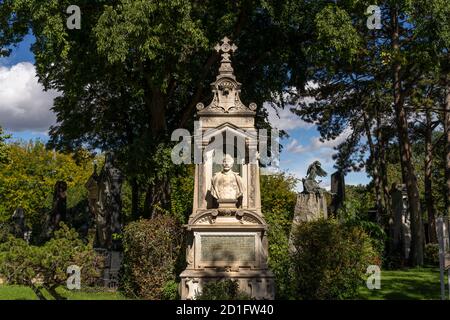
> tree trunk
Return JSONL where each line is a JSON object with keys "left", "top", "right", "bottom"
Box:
{"left": 131, "top": 177, "right": 139, "bottom": 220}
{"left": 445, "top": 81, "right": 450, "bottom": 217}
{"left": 391, "top": 7, "right": 424, "bottom": 266}
{"left": 425, "top": 107, "right": 437, "bottom": 243}
{"left": 363, "top": 111, "right": 384, "bottom": 223}
{"left": 377, "top": 123, "right": 390, "bottom": 217}
{"left": 143, "top": 177, "right": 171, "bottom": 219}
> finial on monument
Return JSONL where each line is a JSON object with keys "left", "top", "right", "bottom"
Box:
{"left": 214, "top": 36, "right": 237, "bottom": 76}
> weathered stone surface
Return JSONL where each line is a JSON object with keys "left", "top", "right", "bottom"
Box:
{"left": 390, "top": 184, "right": 411, "bottom": 260}
{"left": 95, "top": 153, "right": 123, "bottom": 250}
{"left": 330, "top": 171, "right": 345, "bottom": 214}
{"left": 293, "top": 193, "right": 328, "bottom": 223}
{"left": 200, "top": 235, "right": 256, "bottom": 263}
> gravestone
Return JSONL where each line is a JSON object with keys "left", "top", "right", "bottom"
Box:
{"left": 390, "top": 183, "right": 411, "bottom": 261}
{"left": 96, "top": 153, "right": 123, "bottom": 250}
{"left": 330, "top": 170, "right": 345, "bottom": 215}
{"left": 289, "top": 161, "right": 329, "bottom": 250}
{"left": 293, "top": 161, "right": 329, "bottom": 222}
{"left": 49, "top": 181, "right": 68, "bottom": 231}
{"left": 11, "top": 207, "right": 27, "bottom": 239}
{"left": 436, "top": 217, "right": 450, "bottom": 299}
{"left": 179, "top": 37, "right": 274, "bottom": 300}
{"left": 87, "top": 154, "right": 123, "bottom": 289}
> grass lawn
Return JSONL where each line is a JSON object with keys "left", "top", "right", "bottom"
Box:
{"left": 0, "top": 267, "right": 444, "bottom": 300}
{"left": 358, "top": 267, "right": 443, "bottom": 300}
{"left": 0, "top": 285, "right": 127, "bottom": 300}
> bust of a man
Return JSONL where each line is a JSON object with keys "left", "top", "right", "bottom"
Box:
{"left": 210, "top": 154, "right": 244, "bottom": 203}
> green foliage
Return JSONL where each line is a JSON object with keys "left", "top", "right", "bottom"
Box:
{"left": 170, "top": 165, "right": 194, "bottom": 224}
{"left": 337, "top": 189, "right": 386, "bottom": 255}
{"left": 195, "top": 279, "right": 250, "bottom": 300}
{"left": 0, "top": 223, "right": 103, "bottom": 300}
{"left": 161, "top": 279, "right": 179, "bottom": 300}
{"left": 120, "top": 215, "right": 183, "bottom": 299}
{"left": 291, "top": 219, "right": 380, "bottom": 300}
{"left": 0, "top": 223, "right": 9, "bottom": 243}
{"left": 261, "top": 173, "right": 297, "bottom": 299}
{"left": 424, "top": 243, "right": 440, "bottom": 266}
{"left": 314, "top": 4, "right": 361, "bottom": 64}
{"left": 261, "top": 173, "right": 298, "bottom": 219}
{"left": 0, "top": 141, "right": 94, "bottom": 231}
{"left": 0, "top": 126, "right": 10, "bottom": 164}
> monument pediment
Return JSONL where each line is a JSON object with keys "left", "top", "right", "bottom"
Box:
{"left": 201, "top": 123, "right": 257, "bottom": 141}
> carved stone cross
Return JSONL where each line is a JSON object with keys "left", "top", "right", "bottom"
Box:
{"left": 215, "top": 36, "right": 237, "bottom": 62}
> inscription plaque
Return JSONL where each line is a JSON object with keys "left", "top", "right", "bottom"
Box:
{"left": 201, "top": 235, "right": 256, "bottom": 263}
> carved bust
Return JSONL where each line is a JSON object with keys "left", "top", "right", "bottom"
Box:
{"left": 210, "top": 154, "right": 244, "bottom": 203}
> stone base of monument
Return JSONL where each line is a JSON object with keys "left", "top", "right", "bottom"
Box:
{"left": 95, "top": 249, "right": 122, "bottom": 290}
{"left": 180, "top": 269, "right": 274, "bottom": 300}
{"left": 292, "top": 193, "right": 328, "bottom": 223}
{"left": 289, "top": 193, "right": 328, "bottom": 251}
{"left": 179, "top": 211, "right": 275, "bottom": 300}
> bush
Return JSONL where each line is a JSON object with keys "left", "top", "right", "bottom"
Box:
{"left": 195, "top": 279, "right": 251, "bottom": 300}
{"left": 424, "top": 243, "right": 440, "bottom": 266}
{"left": 265, "top": 211, "right": 295, "bottom": 299}
{"left": 161, "top": 279, "right": 180, "bottom": 300}
{"left": 290, "top": 219, "right": 379, "bottom": 300}
{"left": 261, "top": 173, "right": 298, "bottom": 299}
{"left": 120, "top": 215, "right": 183, "bottom": 299}
{"left": 0, "top": 223, "right": 103, "bottom": 299}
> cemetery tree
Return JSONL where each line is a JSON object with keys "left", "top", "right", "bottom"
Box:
{"left": 265, "top": 0, "right": 450, "bottom": 266}
{"left": 0, "top": 126, "right": 10, "bottom": 164}
{"left": 0, "top": 0, "right": 312, "bottom": 218}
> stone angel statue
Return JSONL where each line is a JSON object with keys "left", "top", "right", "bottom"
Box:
{"left": 302, "top": 160, "right": 327, "bottom": 194}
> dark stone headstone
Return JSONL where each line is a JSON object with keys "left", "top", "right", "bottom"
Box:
{"left": 330, "top": 171, "right": 345, "bottom": 215}
{"left": 95, "top": 153, "right": 123, "bottom": 250}
{"left": 11, "top": 207, "right": 26, "bottom": 238}
{"left": 50, "top": 180, "right": 68, "bottom": 229}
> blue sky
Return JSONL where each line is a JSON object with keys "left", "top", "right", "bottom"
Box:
{"left": 0, "top": 35, "right": 370, "bottom": 191}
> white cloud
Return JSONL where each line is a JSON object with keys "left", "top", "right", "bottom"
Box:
{"left": 308, "top": 128, "right": 352, "bottom": 151}
{"left": 264, "top": 102, "right": 314, "bottom": 132}
{"left": 0, "top": 62, "right": 58, "bottom": 132}
{"left": 286, "top": 138, "right": 307, "bottom": 153}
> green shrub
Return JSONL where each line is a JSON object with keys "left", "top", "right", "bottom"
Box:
{"left": 195, "top": 279, "right": 251, "bottom": 300}
{"left": 120, "top": 215, "right": 183, "bottom": 299}
{"left": 162, "top": 279, "right": 180, "bottom": 300}
{"left": 0, "top": 223, "right": 103, "bottom": 299}
{"left": 265, "top": 211, "right": 295, "bottom": 299}
{"left": 424, "top": 243, "right": 440, "bottom": 266}
{"left": 290, "top": 219, "right": 379, "bottom": 300}
{"left": 261, "top": 173, "right": 297, "bottom": 299}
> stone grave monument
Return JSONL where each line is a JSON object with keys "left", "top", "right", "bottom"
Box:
{"left": 390, "top": 183, "right": 411, "bottom": 261}
{"left": 179, "top": 37, "right": 274, "bottom": 300}
{"left": 288, "top": 161, "right": 329, "bottom": 250}
{"left": 85, "top": 153, "right": 123, "bottom": 289}
{"left": 330, "top": 170, "right": 345, "bottom": 215}
{"left": 294, "top": 161, "right": 328, "bottom": 223}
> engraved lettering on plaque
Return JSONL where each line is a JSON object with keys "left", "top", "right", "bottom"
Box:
{"left": 201, "top": 235, "right": 256, "bottom": 262}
